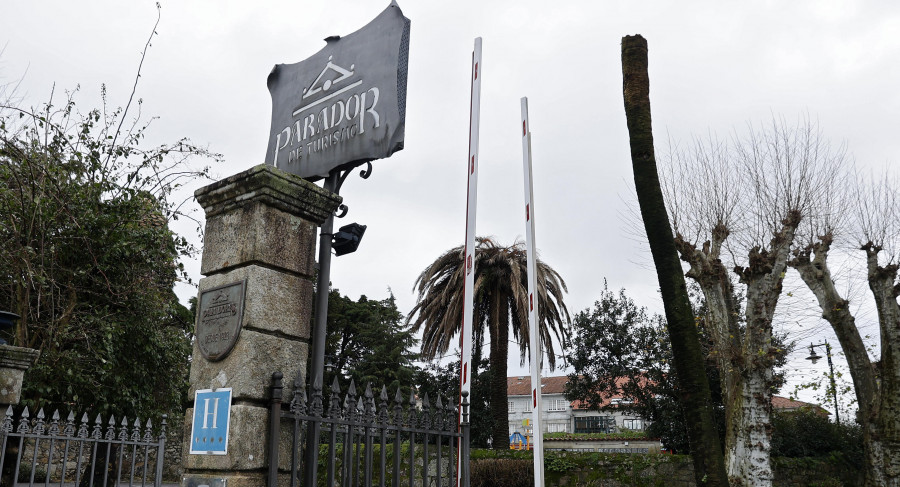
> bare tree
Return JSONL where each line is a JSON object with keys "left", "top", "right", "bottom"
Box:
{"left": 789, "top": 170, "right": 900, "bottom": 487}
{"left": 663, "top": 117, "right": 847, "bottom": 487}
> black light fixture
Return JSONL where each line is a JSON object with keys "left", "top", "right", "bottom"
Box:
{"left": 332, "top": 223, "right": 366, "bottom": 256}
{"left": 804, "top": 340, "right": 840, "bottom": 424}
{"left": 0, "top": 311, "right": 20, "bottom": 346}
{"left": 805, "top": 343, "right": 822, "bottom": 364}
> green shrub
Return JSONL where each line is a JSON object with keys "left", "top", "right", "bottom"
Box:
{"left": 471, "top": 458, "right": 533, "bottom": 487}
{"left": 544, "top": 453, "right": 579, "bottom": 473}
{"left": 544, "top": 430, "right": 647, "bottom": 440}
{"left": 470, "top": 448, "right": 533, "bottom": 460}
{"left": 770, "top": 410, "right": 863, "bottom": 467}
{"left": 18, "top": 464, "right": 48, "bottom": 483}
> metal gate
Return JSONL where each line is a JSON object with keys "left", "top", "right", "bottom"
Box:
{"left": 267, "top": 372, "right": 471, "bottom": 487}
{"left": 0, "top": 406, "right": 167, "bottom": 487}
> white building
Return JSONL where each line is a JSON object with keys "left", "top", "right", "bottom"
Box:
{"left": 506, "top": 375, "right": 828, "bottom": 440}
{"left": 506, "top": 375, "right": 646, "bottom": 437}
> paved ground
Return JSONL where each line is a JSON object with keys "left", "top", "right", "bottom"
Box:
{"left": 12, "top": 484, "right": 181, "bottom": 487}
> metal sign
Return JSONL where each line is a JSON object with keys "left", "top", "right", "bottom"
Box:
{"left": 196, "top": 280, "right": 246, "bottom": 362}
{"left": 265, "top": 2, "right": 411, "bottom": 180}
{"left": 190, "top": 388, "right": 233, "bottom": 455}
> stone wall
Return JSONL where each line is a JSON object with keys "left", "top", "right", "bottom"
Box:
{"left": 471, "top": 450, "right": 861, "bottom": 487}
{"left": 544, "top": 437, "right": 661, "bottom": 454}
{"left": 163, "top": 415, "right": 185, "bottom": 481}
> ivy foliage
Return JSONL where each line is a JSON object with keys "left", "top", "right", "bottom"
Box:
{"left": 0, "top": 75, "right": 219, "bottom": 419}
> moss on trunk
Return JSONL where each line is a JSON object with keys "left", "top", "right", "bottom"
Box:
{"left": 621, "top": 34, "right": 729, "bottom": 487}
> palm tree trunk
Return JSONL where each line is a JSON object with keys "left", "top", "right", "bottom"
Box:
{"left": 622, "top": 34, "right": 729, "bottom": 487}
{"left": 490, "top": 311, "right": 510, "bottom": 449}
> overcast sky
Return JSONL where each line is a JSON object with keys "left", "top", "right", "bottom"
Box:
{"left": 3, "top": 0, "right": 898, "bottom": 412}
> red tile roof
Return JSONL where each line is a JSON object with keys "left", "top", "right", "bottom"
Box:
{"left": 772, "top": 396, "right": 809, "bottom": 409}
{"left": 508, "top": 376, "right": 826, "bottom": 414}
{"left": 507, "top": 375, "right": 637, "bottom": 408}
{"left": 507, "top": 375, "right": 569, "bottom": 395}
{"left": 772, "top": 396, "right": 829, "bottom": 416}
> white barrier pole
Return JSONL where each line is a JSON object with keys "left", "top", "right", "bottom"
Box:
{"left": 457, "top": 37, "right": 482, "bottom": 487}
{"left": 521, "top": 97, "right": 545, "bottom": 487}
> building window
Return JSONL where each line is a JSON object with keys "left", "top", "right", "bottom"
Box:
{"left": 508, "top": 401, "right": 515, "bottom": 412}
{"left": 574, "top": 416, "right": 615, "bottom": 434}
{"left": 547, "top": 423, "right": 567, "bottom": 433}
{"left": 623, "top": 419, "right": 644, "bottom": 430}
{"left": 547, "top": 399, "right": 568, "bottom": 411}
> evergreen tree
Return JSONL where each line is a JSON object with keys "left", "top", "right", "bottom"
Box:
{"left": 324, "top": 289, "right": 419, "bottom": 393}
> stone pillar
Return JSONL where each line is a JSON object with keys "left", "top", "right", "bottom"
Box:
{"left": 0, "top": 345, "right": 39, "bottom": 406}
{"left": 182, "top": 164, "right": 340, "bottom": 487}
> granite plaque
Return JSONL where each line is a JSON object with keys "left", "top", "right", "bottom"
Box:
{"left": 184, "top": 477, "right": 227, "bottom": 487}
{"left": 264, "top": 1, "right": 410, "bottom": 180}
{"left": 197, "top": 281, "right": 246, "bottom": 361}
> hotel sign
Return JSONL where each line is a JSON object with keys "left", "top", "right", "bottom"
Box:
{"left": 265, "top": 2, "right": 410, "bottom": 180}
{"left": 196, "top": 281, "right": 246, "bottom": 362}
{"left": 190, "top": 388, "right": 232, "bottom": 455}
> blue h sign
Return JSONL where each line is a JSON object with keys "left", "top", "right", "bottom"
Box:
{"left": 190, "top": 389, "right": 232, "bottom": 455}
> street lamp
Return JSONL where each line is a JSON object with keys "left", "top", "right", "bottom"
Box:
{"left": 332, "top": 223, "right": 366, "bottom": 257}
{"left": 0, "top": 311, "right": 20, "bottom": 346}
{"left": 305, "top": 165, "right": 371, "bottom": 487}
{"left": 804, "top": 341, "right": 840, "bottom": 425}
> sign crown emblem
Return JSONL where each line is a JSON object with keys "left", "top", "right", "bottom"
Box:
{"left": 303, "top": 56, "right": 356, "bottom": 99}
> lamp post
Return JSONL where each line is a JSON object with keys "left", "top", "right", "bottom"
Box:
{"left": 304, "top": 165, "right": 369, "bottom": 487}
{"left": 804, "top": 340, "right": 840, "bottom": 425}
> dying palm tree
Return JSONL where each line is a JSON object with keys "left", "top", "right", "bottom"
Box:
{"left": 407, "top": 236, "right": 570, "bottom": 448}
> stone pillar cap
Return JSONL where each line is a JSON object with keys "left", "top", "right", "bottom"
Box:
{"left": 196, "top": 164, "right": 341, "bottom": 224}
{"left": 0, "top": 345, "right": 40, "bottom": 371}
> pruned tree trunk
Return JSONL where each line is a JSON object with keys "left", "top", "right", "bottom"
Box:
{"left": 675, "top": 214, "right": 797, "bottom": 487}
{"left": 675, "top": 232, "right": 746, "bottom": 483}
{"left": 790, "top": 234, "right": 900, "bottom": 486}
{"left": 790, "top": 236, "right": 882, "bottom": 485}
{"left": 863, "top": 243, "right": 900, "bottom": 486}
{"left": 622, "top": 34, "right": 729, "bottom": 487}
{"left": 726, "top": 215, "right": 798, "bottom": 486}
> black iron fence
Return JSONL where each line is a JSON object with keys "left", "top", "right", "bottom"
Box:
{"left": 268, "top": 372, "right": 471, "bottom": 487}
{"left": 0, "top": 406, "right": 167, "bottom": 487}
